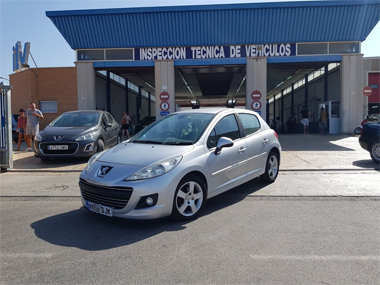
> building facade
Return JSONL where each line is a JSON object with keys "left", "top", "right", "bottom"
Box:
{"left": 10, "top": 1, "right": 380, "bottom": 133}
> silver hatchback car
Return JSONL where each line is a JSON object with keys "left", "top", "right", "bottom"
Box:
{"left": 79, "top": 108, "right": 281, "bottom": 221}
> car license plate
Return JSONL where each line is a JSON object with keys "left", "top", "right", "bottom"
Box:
{"left": 86, "top": 201, "right": 113, "bottom": 217}
{"left": 48, "top": 145, "right": 68, "bottom": 150}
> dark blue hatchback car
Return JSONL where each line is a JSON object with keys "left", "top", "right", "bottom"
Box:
{"left": 359, "top": 116, "right": 380, "bottom": 164}
{"left": 33, "top": 110, "right": 121, "bottom": 161}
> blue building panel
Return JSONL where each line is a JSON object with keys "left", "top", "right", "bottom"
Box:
{"left": 46, "top": 1, "right": 380, "bottom": 50}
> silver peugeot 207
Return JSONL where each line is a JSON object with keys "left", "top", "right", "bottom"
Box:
{"left": 79, "top": 108, "right": 281, "bottom": 221}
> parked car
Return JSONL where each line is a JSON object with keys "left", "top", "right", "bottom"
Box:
{"left": 79, "top": 108, "right": 281, "bottom": 221}
{"left": 359, "top": 120, "right": 380, "bottom": 163}
{"left": 34, "top": 110, "right": 121, "bottom": 161}
{"left": 134, "top": 116, "right": 156, "bottom": 134}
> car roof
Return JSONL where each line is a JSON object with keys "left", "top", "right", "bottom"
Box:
{"left": 175, "top": 107, "right": 257, "bottom": 115}
{"left": 62, "top": 110, "right": 105, "bottom": 114}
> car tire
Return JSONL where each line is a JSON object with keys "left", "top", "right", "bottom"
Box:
{"left": 171, "top": 174, "right": 207, "bottom": 221}
{"left": 97, "top": 139, "right": 104, "bottom": 152}
{"left": 370, "top": 141, "right": 380, "bottom": 164}
{"left": 354, "top": 127, "right": 362, "bottom": 135}
{"left": 260, "top": 150, "right": 279, "bottom": 183}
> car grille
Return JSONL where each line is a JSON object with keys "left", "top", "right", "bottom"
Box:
{"left": 79, "top": 178, "right": 133, "bottom": 209}
{"left": 39, "top": 142, "right": 79, "bottom": 155}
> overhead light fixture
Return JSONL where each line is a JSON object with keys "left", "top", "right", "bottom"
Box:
{"left": 145, "top": 81, "right": 155, "bottom": 90}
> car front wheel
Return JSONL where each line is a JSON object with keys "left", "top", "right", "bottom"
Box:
{"left": 171, "top": 174, "right": 207, "bottom": 221}
{"left": 260, "top": 151, "right": 279, "bottom": 183}
{"left": 97, "top": 139, "right": 104, "bottom": 152}
{"left": 370, "top": 141, "right": 380, "bottom": 163}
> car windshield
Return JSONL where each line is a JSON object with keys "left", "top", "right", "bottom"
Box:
{"left": 132, "top": 113, "right": 214, "bottom": 145}
{"left": 50, "top": 113, "right": 99, "bottom": 127}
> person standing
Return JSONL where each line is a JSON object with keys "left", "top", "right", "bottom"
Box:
{"left": 319, "top": 107, "right": 328, "bottom": 134}
{"left": 16, "top": 109, "right": 26, "bottom": 151}
{"left": 25, "top": 102, "right": 44, "bottom": 151}
{"left": 299, "top": 105, "right": 311, "bottom": 134}
{"left": 120, "top": 111, "right": 132, "bottom": 139}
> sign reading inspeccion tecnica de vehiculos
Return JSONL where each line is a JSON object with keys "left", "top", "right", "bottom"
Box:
{"left": 136, "top": 43, "right": 296, "bottom": 60}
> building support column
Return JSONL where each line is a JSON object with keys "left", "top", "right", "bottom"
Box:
{"left": 76, "top": 62, "right": 96, "bottom": 110}
{"left": 125, "top": 79, "right": 129, "bottom": 114}
{"left": 341, "top": 54, "right": 363, "bottom": 133}
{"left": 106, "top": 71, "right": 111, "bottom": 112}
{"left": 148, "top": 92, "right": 151, "bottom": 116}
{"left": 304, "top": 74, "right": 309, "bottom": 107}
{"left": 137, "top": 86, "right": 142, "bottom": 123}
{"left": 324, "top": 65, "right": 328, "bottom": 102}
{"left": 154, "top": 60, "right": 175, "bottom": 119}
{"left": 281, "top": 89, "right": 284, "bottom": 133}
{"left": 246, "top": 57, "right": 267, "bottom": 120}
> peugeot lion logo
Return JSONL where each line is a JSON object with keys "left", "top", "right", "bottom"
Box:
{"left": 54, "top": 135, "right": 64, "bottom": 140}
{"left": 98, "top": 166, "right": 113, "bottom": 177}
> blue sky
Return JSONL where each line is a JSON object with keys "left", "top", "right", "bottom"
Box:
{"left": 1, "top": 0, "right": 379, "bottom": 81}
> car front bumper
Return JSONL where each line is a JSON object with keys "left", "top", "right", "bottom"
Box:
{"left": 79, "top": 172, "right": 180, "bottom": 220}
{"left": 34, "top": 140, "right": 98, "bottom": 158}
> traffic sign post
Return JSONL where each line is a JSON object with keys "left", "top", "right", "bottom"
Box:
{"left": 251, "top": 90, "right": 262, "bottom": 100}
{"left": 251, "top": 101, "right": 262, "bottom": 111}
{"left": 160, "top": 101, "right": 170, "bottom": 111}
{"left": 160, "top": 91, "right": 170, "bottom": 101}
{"left": 363, "top": 86, "right": 372, "bottom": 97}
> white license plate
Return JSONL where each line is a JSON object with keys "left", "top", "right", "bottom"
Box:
{"left": 86, "top": 201, "right": 113, "bottom": 217}
{"left": 48, "top": 145, "right": 68, "bottom": 150}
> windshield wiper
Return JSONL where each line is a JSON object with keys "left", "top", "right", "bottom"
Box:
{"left": 163, "top": 141, "right": 193, "bottom": 145}
{"left": 132, "top": 140, "right": 163, "bottom": 144}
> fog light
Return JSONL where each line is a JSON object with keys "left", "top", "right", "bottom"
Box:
{"left": 135, "top": 193, "right": 158, "bottom": 209}
{"left": 85, "top": 142, "right": 95, "bottom": 152}
{"left": 146, "top": 197, "right": 154, "bottom": 206}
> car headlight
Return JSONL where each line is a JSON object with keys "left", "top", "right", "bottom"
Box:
{"left": 35, "top": 131, "right": 44, "bottom": 141}
{"left": 75, "top": 132, "right": 96, "bottom": 141}
{"left": 125, "top": 156, "right": 182, "bottom": 181}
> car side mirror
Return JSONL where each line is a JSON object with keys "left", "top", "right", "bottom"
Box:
{"left": 104, "top": 123, "right": 112, "bottom": 129}
{"left": 214, "top": 137, "right": 234, "bottom": 155}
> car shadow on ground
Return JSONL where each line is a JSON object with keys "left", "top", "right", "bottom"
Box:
{"left": 352, "top": 159, "right": 380, "bottom": 171}
{"left": 11, "top": 154, "right": 88, "bottom": 172}
{"left": 30, "top": 178, "right": 266, "bottom": 251}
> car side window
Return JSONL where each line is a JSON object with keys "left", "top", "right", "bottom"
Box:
{"left": 105, "top": 113, "right": 115, "bottom": 124}
{"left": 238, "top": 113, "right": 261, "bottom": 136}
{"left": 101, "top": 114, "right": 109, "bottom": 126}
{"left": 207, "top": 115, "right": 240, "bottom": 148}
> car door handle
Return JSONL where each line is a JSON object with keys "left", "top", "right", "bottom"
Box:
{"left": 263, "top": 139, "right": 269, "bottom": 144}
{"left": 239, "top": 147, "right": 246, "bottom": 153}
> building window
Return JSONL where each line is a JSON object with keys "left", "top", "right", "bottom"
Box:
{"left": 77, "top": 50, "right": 104, "bottom": 61}
{"left": 297, "top": 43, "right": 328, "bottom": 55}
{"left": 329, "top": 43, "right": 359, "bottom": 54}
{"left": 39, "top": 101, "right": 57, "bottom": 113}
{"left": 106, "top": 49, "right": 133, "bottom": 60}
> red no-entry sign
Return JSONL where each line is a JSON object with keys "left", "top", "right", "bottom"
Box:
{"left": 363, "top": 86, "right": 372, "bottom": 97}
{"left": 160, "top": 91, "right": 170, "bottom": 101}
{"left": 251, "top": 90, "right": 262, "bottom": 100}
